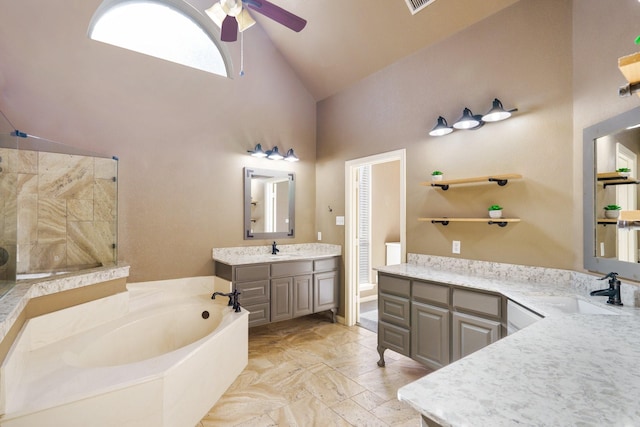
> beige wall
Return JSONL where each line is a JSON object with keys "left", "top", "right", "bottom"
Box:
{"left": 2, "top": 0, "right": 640, "bottom": 285}
{"left": 371, "top": 161, "right": 401, "bottom": 278}
{"left": 318, "top": 0, "right": 576, "bottom": 270}
{"left": 0, "top": 1, "right": 317, "bottom": 281}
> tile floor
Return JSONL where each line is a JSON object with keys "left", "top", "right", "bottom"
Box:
{"left": 197, "top": 314, "right": 432, "bottom": 426}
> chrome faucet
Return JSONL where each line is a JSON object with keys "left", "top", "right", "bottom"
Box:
{"left": 590, "top": 272, "right": 623, "bottom": 306}
{"left": 211, "top": 289, "right": 242, "bottom": 312}
{"left": 271, "top": 241, "right": 279, "bottom": 255}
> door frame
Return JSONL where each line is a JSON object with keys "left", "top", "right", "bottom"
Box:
{"left": 344, "top": 149, "right": 406, "bottom": 327}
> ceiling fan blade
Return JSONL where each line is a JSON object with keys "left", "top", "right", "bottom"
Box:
{"left": 220, "top": 14, "right": 238, "bottom": 41}
{"left": 244, "top": 0, "right": 307, "bottom": 32}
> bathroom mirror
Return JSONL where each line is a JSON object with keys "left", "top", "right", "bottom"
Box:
{"left": 584, "top": 105, "right": 640, "bottom": 281}
{"left": 244, "top": 167, "right": 295, "bottom": 239}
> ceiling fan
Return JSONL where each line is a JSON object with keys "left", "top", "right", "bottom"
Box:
{"left": 205, "top": 0, "right": 307, "bottom": 42}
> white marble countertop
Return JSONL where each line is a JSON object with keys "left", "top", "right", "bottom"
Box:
{"left": 382, "top": 262, "right": 640, "bottom": 426}
{"left": 0, "top": 265, "right": 130, "bottom": 344}
{"left": 212, "top": 243, "right": 341, "bottom": 266}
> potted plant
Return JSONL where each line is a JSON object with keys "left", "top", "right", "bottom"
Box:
{"left": 488, "top": 204, "right": 503, "bottom": 219}
{"left": 604, "top": 204, "right": 622, "bottom": 219}
{"left": 617, "top": 167, "right": 631, "bottom": 177}
{"left": 431, "top": 170, "right": 444, "bottom": 182}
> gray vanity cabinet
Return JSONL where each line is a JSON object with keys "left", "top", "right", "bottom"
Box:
{"left": 451, "top": 288, "right": 503, "bottom": 362}
{"left": 231, "top": 265, "right": 271, "bottom": 327}
{"left": 378, "top": 274, "right": 411, "bottom": 357}
{"left": 214, "top": 256, "right": 339, "bottom": 327}
{"left": 271, "top": 261, "right": 313, "bottom": 322}
{"left": 411, "top": 280, "right": 451, "bottom": 369}
{"left": 377, "top": 272, "right": 505, "bottom": 369}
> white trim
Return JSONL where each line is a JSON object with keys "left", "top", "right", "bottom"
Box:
{"left": 344, "top": 149, "right": 406, "bottom": 327}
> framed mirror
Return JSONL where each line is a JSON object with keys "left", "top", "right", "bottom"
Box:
{"left": 244, "top": 167, "right": 295, "bottom": 239}
{"left": 584, "top": 105, "right": 640, "bottom": 280}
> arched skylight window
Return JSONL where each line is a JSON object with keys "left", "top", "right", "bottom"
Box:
{"left": 89, "top": 0, "right": 231, "bottom": 77}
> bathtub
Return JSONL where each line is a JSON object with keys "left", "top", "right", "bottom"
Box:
{"left": 0, "top": 276, "right": 248, "bottom": 427}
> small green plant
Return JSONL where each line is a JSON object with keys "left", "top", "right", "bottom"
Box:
{"left": 431, "top": 170, "right": 443, "bottom": 176}
{"left": 488, "top": 204, "right": 503, "bottom": 211}
{"left": 604, "top": 204, "right": 622, "bottom": 210}
{"left": 617, "top": 168, "right": 631, "bottom": 173}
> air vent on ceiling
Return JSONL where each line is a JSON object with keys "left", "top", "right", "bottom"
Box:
{"left": 404, "top": 0, "right": 438, "bottom": 15}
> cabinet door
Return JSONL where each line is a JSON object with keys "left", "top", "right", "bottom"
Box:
{"left": 451, "top": 311, "right": 501, "bottom": 362}
{"left": 314, "top": 270, "right": 338, "bottom": 312}
{"left": 412, "top": 301, "right": 450, "bottom": 370}
{"left": 293, "top": 274, "right": 313, "bottom": 317}
{"left": 271, "top": 277, "right": 293, "bottom": 322}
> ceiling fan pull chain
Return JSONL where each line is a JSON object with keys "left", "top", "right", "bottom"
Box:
{"left": 240, "top": 29, "right": 245, "bottom": 76}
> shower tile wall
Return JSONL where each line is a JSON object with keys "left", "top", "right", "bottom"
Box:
{"left": 0, "top": 148, "right": 18, "bottom": 280}
{"left": 10, "top": 150, "right": 117, "bottom": 273}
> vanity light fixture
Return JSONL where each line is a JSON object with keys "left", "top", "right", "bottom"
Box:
{"left": 284, "top": 148, "right": 299, "bottom": 162}
{"left": 248, "top": 144, "right": 299, "bottom": 161}
{"left": 453, "top": 107, "right": 484, "bottom": 130}
{"left": 248, "top": 143, "right": 267, "bottom": 158}
{"left": 266, "top": 146, "right": 284, "bottom": 160}
{"left": 429, "top": 98, "right": 516, "bottom": 137}
{"left": 482, "top": 98, "right": 518, "bottom": 122}
{"left": 428, "top": 116, "right": 454, "bottom": 136}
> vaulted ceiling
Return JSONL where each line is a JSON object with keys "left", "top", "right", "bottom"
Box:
{"left": 192, "top": 0, "right": 519, "bottom": 100}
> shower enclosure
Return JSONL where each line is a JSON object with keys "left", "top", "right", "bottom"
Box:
{"left": 0, "top": 116, "right": 118, "bottom": 297}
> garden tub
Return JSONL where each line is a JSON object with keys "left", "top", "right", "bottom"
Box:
{"left": 0, "top": 276, "right": 248, "bottom": 427}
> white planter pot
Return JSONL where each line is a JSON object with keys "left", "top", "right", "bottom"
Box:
{"left": 489, "top": 210, "right": 503, "bottom": 219}
{"left": 432, "top": 175, "right": 443, "bottom": 182}
{"left": 604, "top": 209, "right": 620, "bottom": 219}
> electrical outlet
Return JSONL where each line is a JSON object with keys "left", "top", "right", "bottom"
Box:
{"left": 452, "top": 240, "right": 461, "bottom": 254}
{"left": 318, "top": 232, "right": 322, "bottom": 241}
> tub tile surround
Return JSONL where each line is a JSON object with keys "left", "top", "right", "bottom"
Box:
{"left": 385, "top": 254, "right": 640, "bottom": 425}
{"left": 212, "top": 243, "right": 342, "bottom": 265}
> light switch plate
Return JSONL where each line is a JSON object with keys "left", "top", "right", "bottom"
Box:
{"left": 452, "top": 240, "right": 461, "bottom": 254}
{"left": 336, "top": 216, "right": 345, "bottom": 226}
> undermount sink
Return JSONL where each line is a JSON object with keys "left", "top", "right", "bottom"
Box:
{"left": 536, "top": 296, "right": 621, "bottom": 315}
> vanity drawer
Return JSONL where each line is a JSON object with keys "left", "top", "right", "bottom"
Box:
{"left": 243, "top": 302, "right": 270, "bottom": 327}
{"left": 453, "top": 289, "right": 502, "bottom": 318}
{"left": 379, "top": 292, "right": 410, "bottom": 328}
{"left": 378, "top": 274, "right": 410, "bottom": 298}
{"left": 413, "top": 280, "right": 450, "bottom": 306}
{"left": 271, "top": 261, "right": 313, "bottom": 277}
{"left": 314, "top": 257, "right": 339, "bottom": 272}
{"left": 235, "top": 280, "right": 269, "bottom": 305}
{"left": 378, "top": 320, "right": 410, "bottom": 357}
{"left": 235, "top": 265, "right": 270, "bottom": 282}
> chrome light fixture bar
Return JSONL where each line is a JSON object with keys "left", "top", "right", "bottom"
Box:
{"left": 429, "top": 98, "right": 516, "bottom": 137}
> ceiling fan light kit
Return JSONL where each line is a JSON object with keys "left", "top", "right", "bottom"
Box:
{"left": 429, "top": 98, "right": 517, "bottom": 137}
{"left": 207, "top": 0, "right": 307, "bottom": 43}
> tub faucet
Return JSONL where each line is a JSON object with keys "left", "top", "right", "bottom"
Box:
{"left": 211, "top": 289, "right": 242, "bottom": 312}
{"left": 271, "top": 241, "right": 279, "bottom": 255}
{"left": 590, "top": 272, "right": 623, "bottom": 306}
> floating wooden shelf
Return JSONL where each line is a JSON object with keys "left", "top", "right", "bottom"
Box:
{"left": 597, "top": 218, "right": 618, "bottom": 225}
{"left": 422, "top": 173, "right": 522, "bottom": 191}
{"left": 619, "top": 51, "right": 640, "bottom": 98}
{"left": 418, "top": 217, "right": 521, "bottom": 227}
{"left": 596, "top": 172, "right": 639, "bottom": 188}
